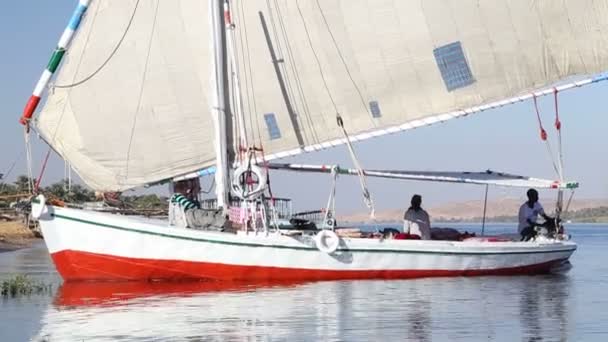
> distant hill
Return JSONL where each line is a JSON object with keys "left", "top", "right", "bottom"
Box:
{"left": 339, "top": 198, "right": 608, "bottom": 223}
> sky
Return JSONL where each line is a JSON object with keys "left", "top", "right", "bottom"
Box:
{"left": 1, "top": 1, "right": 607, "bottom": 215}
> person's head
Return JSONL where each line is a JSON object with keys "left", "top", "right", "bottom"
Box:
{"left": 526, "top": 188, "right": 539, "bottom": 203}
{"left": 173, "top": 179, "right": 201, "bottom": 200}
{"left": 411, "top": 194, "right": 422, "bottom": 210}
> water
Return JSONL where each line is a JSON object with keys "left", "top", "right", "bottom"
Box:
{"left": 1, "top": 224, "right": 607, "bottom": 341}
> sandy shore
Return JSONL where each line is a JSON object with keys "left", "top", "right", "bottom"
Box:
{"left": 0, "top": 221, "right": 39, "bottom": 251}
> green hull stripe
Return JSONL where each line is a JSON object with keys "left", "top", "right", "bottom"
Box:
{"left": 50, "top": 213, "right": 576, "bottom": 256}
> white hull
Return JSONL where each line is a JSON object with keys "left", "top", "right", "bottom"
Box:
{"left": 36, "top": 204, "right": 576, "bottom": 281}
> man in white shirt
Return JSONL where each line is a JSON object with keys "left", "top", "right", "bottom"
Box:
{"left": 518, "top": 188, "right": 553, "bottom": 241}
{"left": 403, "top": 194, "right": 431, "bottom": 240}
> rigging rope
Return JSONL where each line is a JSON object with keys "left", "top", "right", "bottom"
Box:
{"left": 125, "top": 0, "right": 160, "bottom": 180}
{"left": 265, "top": 0, "right": 314, "bottom": 144}
{"left": 551, "top": 89, "right": 567, "bottom": 221}
{"left": 53, "top": 0, "right": 141, "bottom": 89}
{"left": 532, "top": 94, "right": 548, "bottom": 141}
{"left": 273, "top": 0, "right": 320, "bottom": 143}
{"left": 34, "top": 148, "right": 52, "bottom": 194}
{"left": 224, "top": 0, "right": 249, "bottom": 152}
{"left": 314, "top": 0, "right": 372, "bottom": 120}
{"left": 295, "top": 0, "right": 338, "bottom": 111}
{"left": 260, "top": 146, "right": 281, "bottom": 229}
{"left": 236, "top": 0, "right": 263, "bottom": 147}
{"left": 63, "top": 160, "right": 73, "bottom": 193}
{"left": 68, "top": 162, "right": 72, "bottom": 193}
{"left": 23, "top": 129, "right": 34, "bottom": 195}
{"left": 532, "top": 95, "right": 561, "bottom": 177}
{"left": 295, "top": 0, "right": 375, "bottom": 218}
{"left": 564, "top": 190, "right": 575, "bottom": 214}
{"left": 554, "top": 89, "right": 565, "bottom": 181}
{"left": 337, "top": 115, "right": 376, "bottom": 218}
{"left": 0, "top": 151, "right": 23, "bottom": 190}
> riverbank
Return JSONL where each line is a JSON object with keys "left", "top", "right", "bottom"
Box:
{"left": 0, "top": 221, "right": 38, "bottom": 252}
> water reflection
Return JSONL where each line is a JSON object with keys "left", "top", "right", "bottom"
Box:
{"left": 519, "top": 275, "right": 570, "bottom": 342}
{"left": 29, "top": 275, "right": 571, "bottom": 341}
{"left": 406, "top": 281, "right": 431, "bottom": 342}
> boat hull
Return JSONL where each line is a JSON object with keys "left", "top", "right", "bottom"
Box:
{"left": 37, "top": 205, "right": 577, "bottom": 282}
{"left": 50, "top": 249, "right": 569, "bottom": 281}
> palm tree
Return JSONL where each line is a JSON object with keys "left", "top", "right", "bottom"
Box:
{"left": 43, "top": 180, "right": 95, "bottom": 202}
{"left": 13, "top": 175, "right": 34, "bottom": 194}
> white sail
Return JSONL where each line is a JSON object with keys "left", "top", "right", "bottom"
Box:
{"left": 231, "top": 0, "right": 608, "bottom": 157}
{"left": 36, "top": 0, "right": 219, "bottom": 191}
{"left": 37, "top": 0, "right": 608, "bottom": 190}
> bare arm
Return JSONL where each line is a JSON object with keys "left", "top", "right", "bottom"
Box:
{"left": 539, "top": 205, "right": 552, "bottom": 221}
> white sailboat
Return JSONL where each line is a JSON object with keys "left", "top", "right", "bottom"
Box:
{"left": 20, "top": 0, "right": 608, "bottom": 281}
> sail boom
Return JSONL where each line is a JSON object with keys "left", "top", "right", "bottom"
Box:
{"left": 267, "top": 163, "right": 579, "bottom": 190}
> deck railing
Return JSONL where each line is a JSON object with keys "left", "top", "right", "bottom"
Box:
{"left": 200, "top": 197, "right": 293, "bottom": 219}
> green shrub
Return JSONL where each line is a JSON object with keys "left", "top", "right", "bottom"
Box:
{"left": 1, "top": 275, "right": 52, "bottom": 297}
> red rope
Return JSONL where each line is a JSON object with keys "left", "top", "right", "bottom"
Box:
{"left": 553, "top": 88, "right": 561, "bottom": 130}
{"left": 533, "top": 95, "right": 548, "bottom": 141}
{"left": 34, "top": 149, "right": 52, "bottom": 193}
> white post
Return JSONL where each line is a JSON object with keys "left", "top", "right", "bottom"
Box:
{"left": 322, "top": 166, "right": 339, "bottom": 230}
{"left": 481, "top": 184, "right": 489, "bottom": 236}
{"left": 224, "top": 0, "right": 249, "bottom": 150}
{"left": 209, "top": 0, "right": 229, "bottom": 210}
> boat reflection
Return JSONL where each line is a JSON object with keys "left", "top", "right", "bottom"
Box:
{"left": 519, "top": 275, "right": 570, "bottom": 342}
{"left": 53, "top": 279, "right": 308, "bottom": 307}
{"left": 32, "top": 276, "right": 572, "bottom": 341}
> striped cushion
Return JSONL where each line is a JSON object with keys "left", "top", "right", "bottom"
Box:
{"left": 170, "top": 194, "right": 197, "bottom": 210}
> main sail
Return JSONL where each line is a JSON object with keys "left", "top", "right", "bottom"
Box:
{"left": 231, "top": 0, "right": 608, "bottom": 159}
{"left": 35, "top": 0, "right": 608, "bottom": 191}
{"left": 35, "top": 0, "right": 221, "bottom": 191}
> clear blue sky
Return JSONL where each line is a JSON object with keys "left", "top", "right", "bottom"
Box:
{"left": 1, "top": 1, "right": 607, "bottom": 214}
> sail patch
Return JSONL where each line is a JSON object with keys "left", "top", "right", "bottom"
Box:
{"left": 433, "top": 41, "right": 475, "bottom": 91}
{"left": 369, "top": 101, "right": 381, "bottom": 118}
{"left": 264, "top": 113, "right": 282, "bottom": 140}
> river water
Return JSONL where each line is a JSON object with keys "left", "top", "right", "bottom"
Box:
{"left": 1, "top": 224, "right": 607, "bottom": 341}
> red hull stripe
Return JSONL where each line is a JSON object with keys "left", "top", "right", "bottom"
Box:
{"left": 52, "top": 249, "right": 567, "bottom": 282}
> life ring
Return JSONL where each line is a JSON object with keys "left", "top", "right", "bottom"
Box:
{"left": 314, "top": 229, "right": 340, "bottom": 254}
{"left": 231, "top": 164, "right": 267, "bottom": 200}
{"left": 31, "top": 194, "right": 46, "bottom": 220}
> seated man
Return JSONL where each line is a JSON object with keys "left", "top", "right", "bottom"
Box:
{"left": 168, "top": 179, "right": 199, "bottom": 228}
{"left": 403, "top": 194, "right": 431, "bottom": 240}
{"left": 518, "top": 188, "right": 553, "bottom": 241}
